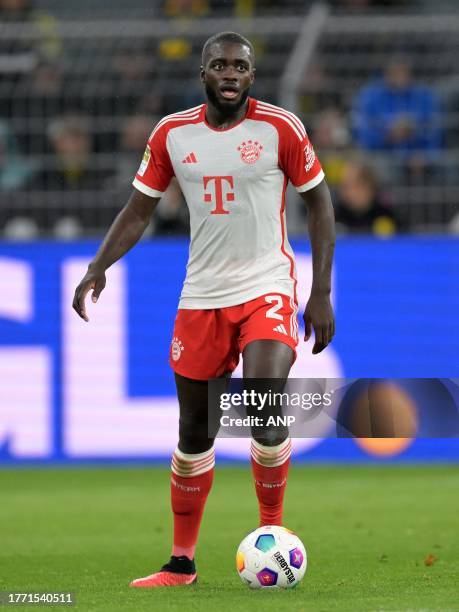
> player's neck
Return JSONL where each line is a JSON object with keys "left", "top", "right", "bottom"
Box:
{"left": 205, "top": 99, "right": 249, "bottom": 130}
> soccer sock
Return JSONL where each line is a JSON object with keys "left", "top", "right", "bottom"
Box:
{"left": 251, "top": 437, "right": 291, "bottom": 527}
{"left": 170, "top": 446, "right": 215, "bottom": 561}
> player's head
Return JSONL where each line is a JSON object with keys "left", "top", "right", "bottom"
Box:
{"left": 200, "top": 32, "right": 255, "bottom": 114}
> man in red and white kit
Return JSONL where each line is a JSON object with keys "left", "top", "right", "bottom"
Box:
{"left": 73, "top": 32, "right": 335, "bottom": 587}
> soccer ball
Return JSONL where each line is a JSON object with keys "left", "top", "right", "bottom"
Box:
{"left": 236, "top": 525, "right": 307, "bottom": 589}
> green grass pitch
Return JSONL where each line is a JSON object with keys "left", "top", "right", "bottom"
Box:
{"left": 0, "top": 465, "right": 458, "bottom": 611}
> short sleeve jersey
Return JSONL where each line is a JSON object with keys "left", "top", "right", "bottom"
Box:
{"left": 133, "top": 98, "right": 325, "bottom": 309}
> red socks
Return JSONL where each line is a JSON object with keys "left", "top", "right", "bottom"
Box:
{"left": 169, "top": 439, "right": 290, "bottom": 560}
{"left": 251, "top": 438, "right": 291, "bottom": 526}
{"left": 170, "top": 447, "right": 215, "bottom": 560}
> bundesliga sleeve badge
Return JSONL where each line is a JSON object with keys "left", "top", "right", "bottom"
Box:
{"left": 137, "top": 146, "right": 151, "bottom": 176}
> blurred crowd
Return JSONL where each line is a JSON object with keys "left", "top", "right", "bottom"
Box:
{"left": 0, "top": 0, "right": 457, "bottom": 238}
{"left": 305, "top": 56, "right": 447, "bottom": 236}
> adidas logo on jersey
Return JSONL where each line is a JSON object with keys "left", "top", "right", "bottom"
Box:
{"left": 182, "top": 152, "right": 197, "bottom": 164}
{"left": 273, "top": 324, "right": 288, "bottom": 335}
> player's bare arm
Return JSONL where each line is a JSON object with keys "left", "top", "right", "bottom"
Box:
{"left": 72, "top": 189, "right": 160, "bottom": 322}
{"left": 300, "top": 179, "right": 336, "bottom": 354}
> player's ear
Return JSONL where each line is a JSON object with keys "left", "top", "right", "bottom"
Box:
{"left": 200, "top": 66, "right": 205, "bottom": 83}
{"left": 250, "top": 67, "right": 256, "bottom": 84}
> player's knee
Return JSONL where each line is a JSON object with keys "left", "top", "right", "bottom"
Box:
{"left": 251, "top": 425, "right": 289, "bottom": 447}
{"left": 178, "top": 418, "right": 214, "bottom": 454}
{"left": 178, "top": 438, "right": 214, "bottom": 454}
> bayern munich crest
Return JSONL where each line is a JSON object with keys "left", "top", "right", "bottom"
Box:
{"left": 171, "top": 337, "right": 184, "bottom": 361}
{"left": 237, "top": 140, "right": 263, "bottom": 164}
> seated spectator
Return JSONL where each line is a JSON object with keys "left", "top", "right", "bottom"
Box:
{"left": 158, "top": 0, "right": 202, "bottom": 105}
{"left": 33, "top": 116, "right": 103, "bottom": 190}
{"left": 334, "top": 160, "right": 399, "bottom": 236}
{"left": 0, "top": 0, "right": 30, "bottom": 20}
{"left": 0, "top": 119, "right": 38, "bottom": 236}
{"left": 27, "top": 115, "right": 113, "bottom": 231}
{"left": 12, "top": 61, "right": 77, "bottom": 154}
{"left": 0, "top": 0, "right": 38, "bottom": 85}
{"left": 311, "top": 107, "right": 351, "bottom": 188}
{"left": 300, "top": 61, "right": 341, "bottom": 115}
{"left": 114, "top": 115, "right": 188, "bottom": 236}
{"left": 352, "top": 57, "right": 442, "bottom": 181}
{"left": 0, "top": 0, "right": 61, "bottom": 86}
{"left": 0, "top": 119, "right": 37, "bottom": 191}
{"left": 155, "top": 178, "right": 189, "bottom": 236}
{"left": 162, "top": 0, "right": 209, "bottom": 19}
{"left": 112, "top": 115, "right": 155, "bottom": 199}
{"left": 111, "top": 44, "right": 157, "bottom": 115}
{"left": 137, "top": 90, "right": 167, "bottom": 119}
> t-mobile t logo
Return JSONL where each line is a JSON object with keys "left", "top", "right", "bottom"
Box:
{"left": 203, "top": 175, "right": 235, "bottom": 215}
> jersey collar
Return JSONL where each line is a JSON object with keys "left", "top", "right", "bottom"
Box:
{"left": 201, "top": 97, "right": 256, "bottom": 132}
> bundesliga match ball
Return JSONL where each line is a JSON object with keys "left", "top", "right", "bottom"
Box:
{"left": 236, "top": 525, "right": 307, "bottom": 589}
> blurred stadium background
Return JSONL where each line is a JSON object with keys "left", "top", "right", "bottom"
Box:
{"left": 0, "top": 0, "right": 458, "bottom": 463}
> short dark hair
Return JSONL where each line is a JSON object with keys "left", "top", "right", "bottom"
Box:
{"left": 201, "top": 32, "right": 255, "bottom": 66}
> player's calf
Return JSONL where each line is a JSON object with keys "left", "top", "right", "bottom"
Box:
{"left": 251, "top": 437, "right": 291, "bottom": 526}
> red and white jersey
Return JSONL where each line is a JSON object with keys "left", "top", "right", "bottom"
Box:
{"left": 133, "top": 97, "right": 325, "bottom": 309}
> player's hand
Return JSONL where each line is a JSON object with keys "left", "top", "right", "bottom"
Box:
{"left": 72, "top": 264, "right": 106, "bottom": 322}
{"left": 303, "top": 292, "right": 335, "bottom": 354}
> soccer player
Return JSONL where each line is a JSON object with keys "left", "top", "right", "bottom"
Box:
{"left": 72, "top": 32, "right": 335, "bottom": 587}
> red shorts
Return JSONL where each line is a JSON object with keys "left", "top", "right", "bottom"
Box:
{"left": 169, "top": 293, "right": 299, "bottom": 380}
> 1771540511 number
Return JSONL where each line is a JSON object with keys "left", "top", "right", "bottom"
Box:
{"left": 0, "top": 593, "right": 75, "bottom": 605}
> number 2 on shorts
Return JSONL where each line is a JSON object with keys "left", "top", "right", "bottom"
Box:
{"left": 265, "top": 295, "right": 283, "bottom": 320}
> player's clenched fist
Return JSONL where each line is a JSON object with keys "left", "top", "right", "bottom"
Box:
{"left": 72, "top": 264, "right": 106, "bottom": 322}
